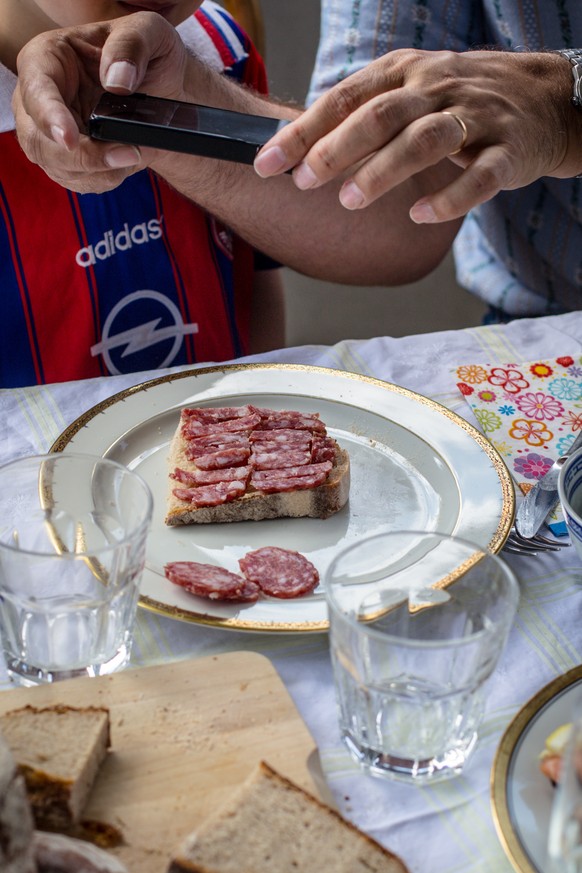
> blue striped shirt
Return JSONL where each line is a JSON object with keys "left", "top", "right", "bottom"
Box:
{"left": 308, "top": 1, "right": 582, "bottom": 316}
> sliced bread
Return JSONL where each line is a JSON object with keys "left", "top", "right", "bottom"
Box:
{"left": 165, "top": 405, "right": 350, "bottom": 526}
{"left": 0, "top": 704, "right": 110, "bottom": 831}
{"left": 167, "top": 761, "right": 409, "bottom": 873}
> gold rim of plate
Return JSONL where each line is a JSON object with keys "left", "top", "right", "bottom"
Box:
{"left": 491, "top": 664, "right": 582, "bottom": 872}
{"left": 49, "top": 363, "right": 515, "bottom": 632}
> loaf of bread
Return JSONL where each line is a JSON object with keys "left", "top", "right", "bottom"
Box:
{"left": 0, "top": 704, "right": 110, "bottom": 831}
{"left": 167, "top": 761, "right": 409, "bottom": 873}
{"left": 165, "top": 405, "right": 350, "bottom": 525}
{"left": 0, "top": 731, "right": 36, "bottom": 873}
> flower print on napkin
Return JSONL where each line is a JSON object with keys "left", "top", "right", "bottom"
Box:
{"left": 455, "top": 356, "right": 582, "bottom": 536}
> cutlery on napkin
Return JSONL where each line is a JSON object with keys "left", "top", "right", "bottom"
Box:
{"left": 515, "top": 430, "right": 582, "bottom": 538}
{"left": 454, "top": 355, "right": 582, "bottom": 537}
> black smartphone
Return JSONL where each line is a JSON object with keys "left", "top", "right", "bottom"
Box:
{"left": 88, "top": 92, "right": 288, "bottom": 164}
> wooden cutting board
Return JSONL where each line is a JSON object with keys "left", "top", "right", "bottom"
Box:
{"left": 0, "top": 652, "right": 318, "bottom": 872}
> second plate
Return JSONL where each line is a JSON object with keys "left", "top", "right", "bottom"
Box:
{"left": 492, "top": 666, "right": 582, "bottom": 872}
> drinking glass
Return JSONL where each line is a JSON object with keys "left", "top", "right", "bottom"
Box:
{"left": 0, "top": 453, "right": 153, "bottom": 685}
{"left": 325, "top": 530, "right": 520, "bottom": 784}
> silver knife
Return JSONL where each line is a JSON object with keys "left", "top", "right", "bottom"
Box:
{"left": 515, "top": 430, "right": 582, "bottom": 538}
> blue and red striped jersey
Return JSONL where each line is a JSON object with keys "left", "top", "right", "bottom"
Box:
{"left": 0, "top": 2, "right": 268, "bottom": 387}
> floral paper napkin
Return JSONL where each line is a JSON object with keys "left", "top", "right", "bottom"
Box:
{"left": 454, "top": 355, "right": 582, "bottom": 536}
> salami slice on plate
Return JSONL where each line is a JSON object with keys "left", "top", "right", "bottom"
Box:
{"left": 182, "top": 412, "right": 261, "bottom": 438}
{"left": 165, "top": 562, "right": 260, "bottom": 602}
{"left": 239, "top": 547, "right": 320, "bottom": 599}
{"left": 172, "top": 479, "right": 247, "bottom": 507}
{"left": 182, "top": 405, "right": 255, "bottom": 423}
{"left": 184, "top": 432, "right": 250, "bottom": 455}
{"left": 172, "top": 466, "right": 251, "bottom": 487}
{"left": 249, "top": 428, "right": 312, "bottom": 446}
{"left": 250, "top": 448, "right": 311, "bottom": 470}
{"left": 191, "top": 446, "right": 251, "bottom": 470}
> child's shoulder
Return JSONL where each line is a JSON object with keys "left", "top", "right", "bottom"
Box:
{"left": 178, "top": 2, "right": 255, "bottom": 76}
{"left": 181, "top": 1, "right": 247, "bottom": 44}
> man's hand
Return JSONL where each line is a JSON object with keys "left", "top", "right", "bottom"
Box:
{"left": 13, "top": 12, "right": 191, "bottom": 193}
{"left": 254, "top": 49, "right": 582, "bottom": 223}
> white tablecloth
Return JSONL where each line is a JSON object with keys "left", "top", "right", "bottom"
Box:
{"left": 2, "top": 311, "right": 582, "bottom": 873}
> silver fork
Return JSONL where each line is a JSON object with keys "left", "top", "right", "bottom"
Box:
{"left": 503, "top": 526, "right": 571, "bottom": 556}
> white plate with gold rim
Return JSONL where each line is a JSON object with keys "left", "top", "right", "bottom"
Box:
{"left": 491, "top": 665, "right": 582, "bottom": 872}
{"left": 51, "top": 363, "right": 514, "bottom": 632}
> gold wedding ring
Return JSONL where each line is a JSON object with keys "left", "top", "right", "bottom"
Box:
{"left": 442, "top": 111, "right": 468, "bottom": 155}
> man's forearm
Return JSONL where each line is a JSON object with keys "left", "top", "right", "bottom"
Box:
{"left": 151, "top": 70, "right": 460, "bottom": 285}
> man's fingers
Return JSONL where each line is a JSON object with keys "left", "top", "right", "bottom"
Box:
{"left": 103, "top": 60, "right": 139, "bottom": 93}
{"left": 289, "top": 92, "right": 430, "bottom": 190}
{"left": 99, "top": 12, "right": 186, "bottom": 98}
{"left": 409, "top": 145, "right": 516, "bottom": 223}
{"left": 282, "top": 109, "right": 467, "bottom": 209}
{"left": 257, "top": 98, "right": 472, "bottom": 199}
{"left": 99, "top": 15, "right": 156, "bottom": 92}
{"left": 14, "top": 13, "right": 178, "bottom": 183}
{"left": 15, "top": 23, "right": 111, "bottom": 146}
{"left": 254, "top": 105, "right": 333, "bottom": 178}
{"left": 14, "top": 99, "right": 140, "bottom": 190}
{"left": 255, "top": 61, "right": 406, "bottom": 177}
{"left": 14, "top": 67, "right": 82, "bottom": 150}
{"left": 255, "top": 50, "right": 418, "bottom": 177}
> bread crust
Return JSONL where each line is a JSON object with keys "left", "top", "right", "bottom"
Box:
{"left": 165, "top": 411, "right": 350, "bottom": 526}
{"left": 0, "top": 704, "right": 110, "bottom": 831}
{"left": 167, "top": 761, "right": 409, "bottom": 873}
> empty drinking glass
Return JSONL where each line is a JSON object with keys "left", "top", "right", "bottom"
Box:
{"left": 0, "top": 453, "right": 153, "bottom": 685}
{"left": 325, "top": 530, "right": 520, "bottom": 784}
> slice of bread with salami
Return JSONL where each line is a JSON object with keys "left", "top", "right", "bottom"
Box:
{"left": 165, "top": 405, "right": 350, "bottom": 525}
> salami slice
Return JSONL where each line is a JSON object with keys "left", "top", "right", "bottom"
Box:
{"left": 182, "top": 405, "right": 254, "bottom": 422}
{"left": 182, "top": 413, "right": 261, "bottom": 438}
{"left": 165, "top": 562, "right": 260, "bottom": 602}
{"left": 251, "top": 460, "right": 332, "bottom": 481}
{"left": 250, "top": 428, "right": 312, "bottom": 446}
{"left": 172, "top": 480, "right": 246, "bottom": 506}
{"left": 251, "top": 448, "right": 311, "bottom": 470}
{"left": 311, "top": 435, "right": 338, "bottom": 463}
{"left": 258, "top": 411, "right": 326, "bottom": 433}
{"left": 172, "top": 466, "right": 251, "bottom": 486}
{"left": 251, "top": 406, "right": 278, "bottom": 418}
{"left": 192, "top": 446, "right": 251, "bottom": 470}
{"left": 183, "top": 432, "right": 250, "bottom": 453}
{"left": 251, "top": 474, "right": 326, "bottom": 493}
{"left": 239, "top": 547, "right": 319, "bottom": 598}
{"left": 251, "top": 461, "right": 332, "bottom": 492}
{"left": 250, "top": 439, "right": 312, "bottom": 456}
